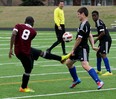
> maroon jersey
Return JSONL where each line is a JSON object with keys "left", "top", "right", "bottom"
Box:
{"left": 13, "top": 24, "right": 37, "bottom": 56}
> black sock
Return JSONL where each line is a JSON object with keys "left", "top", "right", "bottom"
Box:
{"left": 21, "top": 73, "right": 30, "bottom": 89}
{"left": 42, "top": 52, "right": 61, "bottom": 61}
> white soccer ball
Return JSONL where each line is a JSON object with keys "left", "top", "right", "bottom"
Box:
{"left": 62, "top": 32, "right": 73, "bottom": 42}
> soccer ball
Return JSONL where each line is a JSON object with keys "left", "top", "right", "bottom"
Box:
{"left": 62, "top": 32, "right": 73, "bottom": 42}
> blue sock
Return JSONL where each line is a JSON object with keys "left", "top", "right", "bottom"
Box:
{"left": 97, "top": 57, "right": 102, "bottom": 71}
{"left": 103, "top": 57, "right": 111, "bottom": 73}
{"left": 69, "top": 66, "right": 78, "bottom": 82}
{"left": 88, "top": 68, "right": 101, "bottom": 83}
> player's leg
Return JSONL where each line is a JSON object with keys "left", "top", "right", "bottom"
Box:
{"left": 81, "top": 61, "right": 104, "bottom": 90}
{"left": 61, "top": 25, "right": 67, "bottom": 55}
{"left": 66, "top": 59, "right": 81, "bottom": 88}
{"left": 100, "top": 41, "right": 112, "bottom": 76}
{"left": 46, "top": 40, "right": 60, "bottom": 53}
{"left": 16, "top": 54, "right": 34, "bottom": 92}
{"left": 61, "top": 41, "right": 66, "bottom": 55}
{"left": 46, "top": 24, "right": 61, "bottom": 53}
{"left": 96, "top": 52, "right": 102, "bottom": 75}
{"left": 31, "top": 47, "right": 70, "bottom": 63}
{"left": 81, "top": 48, "right": 104, "bottom": 89}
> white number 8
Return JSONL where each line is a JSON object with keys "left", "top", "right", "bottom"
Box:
{"left": 22, "top": 29, "right": 30, "bottom": 40}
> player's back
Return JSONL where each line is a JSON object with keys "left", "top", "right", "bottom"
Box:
{"left": 14, "top": 24, "right": 37, "bottom": 55}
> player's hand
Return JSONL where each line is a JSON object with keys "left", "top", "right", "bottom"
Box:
{"left": 58, "top": 26, "right": 62, "bottom": 30}
{"left": 71, "top": 50, "right": 75, "bottom": 56}
{"left": 9, "top": 50, "right": 14, "bottom": 58}
{"left": 92, "top": 47, "right": 99, "bottom": 52}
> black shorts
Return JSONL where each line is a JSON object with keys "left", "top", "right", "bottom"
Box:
{"left": 55, "top": 24, "right": 65, "bottom": 42}
{"left": 16, "top": 48, "right": 42, "bottom": 73}
{"left": 16, "top": 53, "right": 33, "bottom": 73}
{"left": 70, "top": 46, "right": 89, "bottom": 61}
{"left": 30, "top": 47, "right": 42, "bottom": 60}
{"left": 98, "top": 41, "right": 112, "bottom": 54}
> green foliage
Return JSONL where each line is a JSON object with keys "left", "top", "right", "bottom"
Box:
{"left": 20, "top": 0, "right": 44, "bottom": 6}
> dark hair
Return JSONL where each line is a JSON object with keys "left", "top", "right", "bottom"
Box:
{"left": 25, "top": 16, "right": 34, "bottom": 26}
{"left": 59, "top": 0, "right": 64, "bottom": 3}
{"left": 77, "top": 7, "right": 88, "bottom": 17}
{"left": 92, "top": 10, "right": 99, "bottom": 16}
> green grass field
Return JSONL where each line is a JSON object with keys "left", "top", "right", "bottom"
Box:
{"left": 0, "top": 30, "right": 116, "bottom": 99}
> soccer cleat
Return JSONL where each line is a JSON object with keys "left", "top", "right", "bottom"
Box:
{"left": 96, "top": 70, "right": 102, "bottom": 75}
{"left": 102, "top": 72, "right": 113, "bottom": 76}
{"left": 19, "top": 87, "right": 35, "bottom": 92}
{"left": 97, "top": 81, "right": 104, "bottom": 90}
{"left": 61, "top": 53, "right": 71, "bottom": 64}
{"left": 70, "top": 78, "right": 81, "bottom": 88}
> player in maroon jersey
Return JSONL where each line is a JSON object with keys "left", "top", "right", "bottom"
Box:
{"left": 9, "top": 16, "right": 70, "bottom": 92}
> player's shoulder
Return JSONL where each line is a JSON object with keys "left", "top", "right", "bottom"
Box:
{"left": 96, "top": 19, "right": 104, "bottom": 26}
{"left": 15, "top": 23, "right": 25, "bottom": 27}
{"left": 80, "top": 21, "right": 90, "bottom": 29}
{"left": 85, "top": 21, "right": 90, "bottom": 26}
{"left": 54, "top": 7, "right": 60, "bottom": 12}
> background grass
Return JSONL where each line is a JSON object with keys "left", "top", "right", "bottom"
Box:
{"left": 0, "top": 30, "right": 116, "bottom": 99}
{"left": 0, "top": 6, "right": 116, "bottom": 28}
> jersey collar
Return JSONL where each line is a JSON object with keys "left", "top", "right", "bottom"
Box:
{"left": 25, "top": 24, "right": 32, "bottom": 28}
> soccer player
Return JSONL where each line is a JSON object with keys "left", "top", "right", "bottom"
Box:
{"left": 65, "top": 7, "right": 104, "bottom": 90}
{"left": 92, "top": 10, "right": 112, "bottom": 76}
{"left": 9, "top": 16, "right": 70, "bottom": 92}
{"left": 46, "top": 0, "right": 67, "bottom": 55}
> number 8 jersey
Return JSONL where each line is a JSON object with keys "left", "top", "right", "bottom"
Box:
{"left": 13, "top": 24, "right": 37, "bottom": 56}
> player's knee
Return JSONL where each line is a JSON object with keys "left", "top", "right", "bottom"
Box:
{"left": 101, "top": 54, "right": 106, "bottom": 58}
{"left": 25, "top": 68, "right": 32, "bottom": 74}
{"left": 24, "top": 72, "right": 31, "bottom": 76}
{"left": 81, "top": 61, "right": 91, "bottom": 71}
{"left": 40, "top": 51, "right": 47, "bottom": 57}
{"left": 65, "top": 60, "right": 73, "bottom": 69}
{"left": 97, "top": 52, "right": 101, "bottom": 57}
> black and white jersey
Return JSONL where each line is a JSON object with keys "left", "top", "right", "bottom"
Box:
{"left": 95, "top": 19, "right": 112, "bottom": 43}
{"left": 76, "top": 20, "right": 90, "bottom": 47}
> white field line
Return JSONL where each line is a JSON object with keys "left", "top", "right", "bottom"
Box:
{"left": 0, "top": 36, "right": 116, "bottom": 41}
{"left": 0, "top": 47, "right": 116, "bottom": 51}
{"left": 0, "top": 67, "right": 116, "bottom": 79}
{"left": 0, "top": 56, "right": 116, "bottom": 66}
{"left": 0, "top": 43, "right": 116, "bottom": 47}
{"left": 2, "top": 88, "right": 116, "bottom": 99}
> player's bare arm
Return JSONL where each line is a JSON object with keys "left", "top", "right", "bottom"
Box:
{"left": 89, "top": 33, "right": 99, "bottom": 51}
{"left": 94, "top": 31, "right": 105, "bottom": 44}
{"left": 9, "top": 30, "right": 17, "bottom": 58}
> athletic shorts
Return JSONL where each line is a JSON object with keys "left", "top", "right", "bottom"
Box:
{"left": 30, "top": 47, "right": 42, "bottom": 60}
{"left": 16, "top": 48, "right": 42, "bottom": 73}
{"left": 70, "top": 46, "right": 89, "bottom": 61}
{"left": 98, "top": 41, "right": 112, "bottom": 54}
